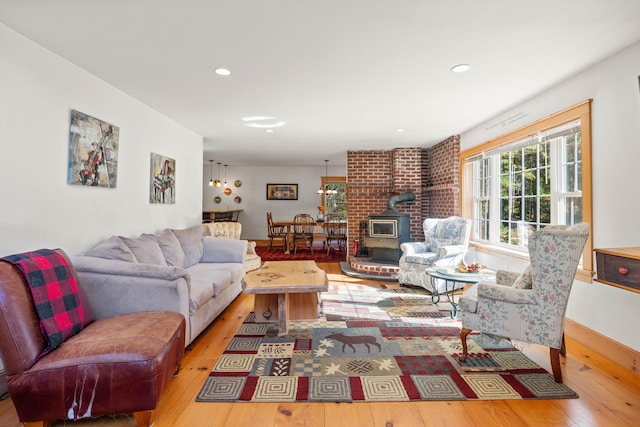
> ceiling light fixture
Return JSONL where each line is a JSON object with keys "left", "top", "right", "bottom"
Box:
{"left": 245, "top": 120, "right": 286, "bottom": 129}
{"left": 208, "top": 160, "right": 214, "bottom": 186}
{"left": 317, "top": 160, "right": 326, "bottom": 194}
{"left": 242, "top": 116, "right": 286, "bottom": 129}
{"left": 317, "top": 160, "right": 338, "bottom": 195}
{"left": 214, "top": 162, "right": 222, "bottom": 187}
{"left": 396, "top": 128, "right": 406, "bottom": 133}
{"left": 215, "top": 68, "right": 231, "bottom": 76}
{"left": 451, "top": 64, "right": 471, "bottom": 73}
{"left": 242, "top": 116, "right": 274, "bottom": 122}
{"left": 223, "top": 164, "right": 228, "bottom": 187}
{"left": 325, "top": 159, "right": 338, "bottom": 195}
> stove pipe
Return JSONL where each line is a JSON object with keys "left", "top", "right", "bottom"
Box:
{"left": 385, "top": 190, "right": 416, "bottom": 212}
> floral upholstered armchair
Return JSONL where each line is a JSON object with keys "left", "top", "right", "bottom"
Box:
{"left": 398, "top": 216, "right": 472, "bottom": 294}
{"left": 458, "top": 222, "right": 590, "bottom": 383}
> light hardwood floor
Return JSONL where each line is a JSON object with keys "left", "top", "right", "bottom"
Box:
{"left": 1, "top": 262, "right": 639, "bottom": 427}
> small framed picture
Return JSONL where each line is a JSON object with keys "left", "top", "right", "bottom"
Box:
{"left": 266, "top": 183, "right": 298, "bottom": 200}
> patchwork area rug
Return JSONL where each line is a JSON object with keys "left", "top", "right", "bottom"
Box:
{"left": 196, "top": 283, "right": 578, "bottom": 402}
{"left": 255, "top": 245, "right": 345, "bottom": 263}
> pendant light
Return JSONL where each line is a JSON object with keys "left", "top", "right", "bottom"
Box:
{"left": 322, "top": 159, "right": 338, "bottom": 195}
{"left": 214, "top": 162, "right": 222, "bottom": 187}
{"left": 208, "top": 160, "right": 214, "bottom": 186}
{"left": 317, "top": 160, "right": 327, "bottom": 194}
{"left": 223, "top": 164, "right": 228, "bottom": 187}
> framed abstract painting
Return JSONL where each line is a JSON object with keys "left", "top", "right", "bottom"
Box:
{"left": 150, "top": 153, "right": 176, "bottom": 204}
{"left": 67, "top": 110, "right": 119, "bottom": 188}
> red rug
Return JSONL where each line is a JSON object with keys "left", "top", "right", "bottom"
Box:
{"left": 255, "top": 245, "right": 345, "bottom": 263}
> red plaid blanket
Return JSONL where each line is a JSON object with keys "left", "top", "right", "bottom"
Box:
{"left": 1, "top": 248, "right": 86, "bottom": 355}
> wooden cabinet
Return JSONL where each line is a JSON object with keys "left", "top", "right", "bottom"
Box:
{"left": 594, "top": 247, "right": 640, "bottom": 293}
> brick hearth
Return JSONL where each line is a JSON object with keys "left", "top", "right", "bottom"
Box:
{"left": 340, "top": 256, "right": 400, "bottom": 282}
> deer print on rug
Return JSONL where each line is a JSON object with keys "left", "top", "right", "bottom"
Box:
{"left": 312, "top": 327, "right": 401, "bottom": 360}
{"left": 325, "top": 333, "right": 381, "bottom": 353}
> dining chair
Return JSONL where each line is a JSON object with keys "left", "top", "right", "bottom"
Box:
{"left": 292, "top": 213, "right": 316, "bottom": 254}
{"left": 267, "top": 212, "right": 287, "bottom": 251}
{"left": 325, "top": 214, "right": 347, "bottom": 255}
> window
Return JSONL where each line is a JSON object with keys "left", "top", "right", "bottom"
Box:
{"left": 321, "top": 176, "right": 347, "bottom": 217}
{"left": 461, "top": 100, "right": 593, "bottom": 281}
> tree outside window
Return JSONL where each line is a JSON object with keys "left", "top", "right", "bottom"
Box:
{"left": 321, "top": 176, "right": 347, "bottom": 217}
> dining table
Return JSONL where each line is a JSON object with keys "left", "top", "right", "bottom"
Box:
{"left": 271, "top": 220, "right": 296, "bottom": 254}
{"left": 271, "top": 219, "right": 335, "bottom": 254}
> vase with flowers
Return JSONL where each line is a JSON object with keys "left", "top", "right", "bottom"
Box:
{"left": 317, "top": 205, "right": 325, "bottom": 221}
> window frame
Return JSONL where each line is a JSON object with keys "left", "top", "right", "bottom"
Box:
{"left": 460, "top": 99, "right": 593, "bottom": 282}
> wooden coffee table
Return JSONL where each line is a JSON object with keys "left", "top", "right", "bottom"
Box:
{"left": 242, "top": 261, "right": 328, "bottom": 335}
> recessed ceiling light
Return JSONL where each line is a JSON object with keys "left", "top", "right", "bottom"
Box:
{"left": 246, "top": 121, "right": 286, "bottom": 129}
{"left": 215, "top": 68, "right": 231, "bottom": 76}
{"left": 242, "top": 116, "right": 274, "bottom": 122}
{"left": 396, "top": 128, "right": 406, "bottom": 133}
{"left": 265, "top": 129, "right": 274, "bottom": 133}
{"left": 242, "top": 116, "right": 286, "bottom": 129}
{"left": 451, "top": 64, "right": 471, "bottom": 73}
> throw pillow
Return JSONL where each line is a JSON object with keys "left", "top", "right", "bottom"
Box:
{"left": 155, "top": 228, "right": 188, "bottom": 268}
{"left": 84, "top": 236, "right": 138, "bottom": 262}
{"left": 512, "top": 265, "right": 533, "bottom": 289}
{"left": 172, "top": 225, "right": 204, "bottom": 267}
{"left": 120, "top": 234, "right": 168, "bottom": 265}
{"left": 0, "top": 249, "right": 90, "bottom": 356}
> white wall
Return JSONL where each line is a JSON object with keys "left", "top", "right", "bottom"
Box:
{"left": 461, "top": 40, "right": 640, "bottom": 352}
{"left": 0, "top": 23, "right": 204, "bottom": 256}
{"left": 201, "top": 164, "right": 346, "bottom": 240}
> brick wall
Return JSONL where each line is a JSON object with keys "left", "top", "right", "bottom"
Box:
{"left": 391, "top": 147, "right": 423, "bottom": 241}
{"left": 346, "top": 150, "right": 392, "bottom": 257}
{"left": 425, "top": 135, "right": 460, "bottom": 218}
{"left": 347, "top": 136, "right": 460, "bottom": 256}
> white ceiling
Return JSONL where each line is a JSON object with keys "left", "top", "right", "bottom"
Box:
{"left": 2, "top": 0, "right": 640, "bottom": 166}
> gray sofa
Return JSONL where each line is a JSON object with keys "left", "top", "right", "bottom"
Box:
{"left": 70, "top": 224, "right": 247, "bottom": 346}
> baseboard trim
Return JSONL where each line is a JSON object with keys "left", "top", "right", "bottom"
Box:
{"left": 565, "top": 319, "right": 639, "bottom": 376}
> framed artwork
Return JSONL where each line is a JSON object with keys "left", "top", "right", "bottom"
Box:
{"left": 150, "top": 152, "right": 175, "bottom": 204}
{"left": 67, "top": 110, "right": 119, "bottom": 187}
{"left": 266, "top": 183, "right": 298, "bottom": 200}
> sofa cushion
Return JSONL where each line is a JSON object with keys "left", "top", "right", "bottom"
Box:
{"left": 201, "top": 237, "right": 247, "bottom": 264}
{"left": 172, "top": 225, "right": 204, "bottom": 267}
{"left": 186, "top": 274, "right": 215, "bottom": 316}
{"left": 121, "top": 234, "right": 167, "bottom": 266}
{"left": 84, "top": 236, "right": 138, "bottom": 262}
{"left": 201, "top": 262, "right": 245, "bottom": 284}
{"left": 188, "top": 264, "right": 233, "bottom": 297}
{"left": 155, "top": 228, "right": 188, "bottom": 268}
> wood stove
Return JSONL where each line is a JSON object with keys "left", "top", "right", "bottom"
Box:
{"left": 364, "top": 190, "right": 415, "bottom": 263}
